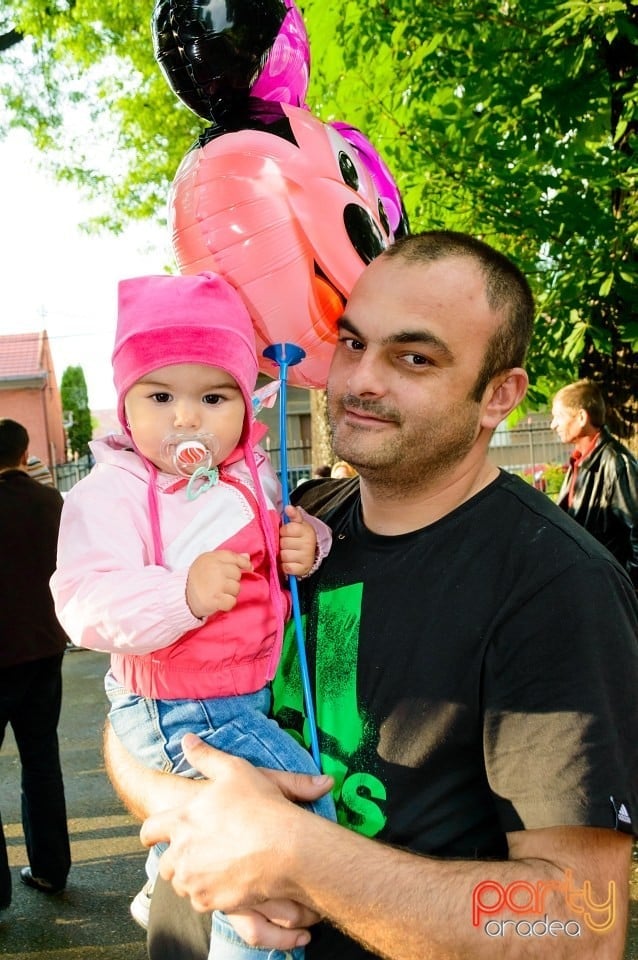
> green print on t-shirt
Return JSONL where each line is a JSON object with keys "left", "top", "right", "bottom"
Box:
{"left": 272, "top": 583, "right": 387, "bottom": 838}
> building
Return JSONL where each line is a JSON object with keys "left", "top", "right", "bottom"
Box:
{"left": 0, "top": 331, "right": 66, "bottom": 469}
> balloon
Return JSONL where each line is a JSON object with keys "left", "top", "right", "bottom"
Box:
{"left": 154, "top": 0, "right": 409, "bottom": 388}
{"left": 330, "top": 122, "right": 409, "bottom": 238}
{"left": 250, "top": 1, "right": 310, "bottom": 107}
{"left": 153, "top": 0, "right": 310, "bottom": 122}
{"left": 170, "top": 100, "right": 391, "bottom": 388}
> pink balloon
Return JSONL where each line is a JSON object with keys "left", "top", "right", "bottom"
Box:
{"left": 169, "top": 102, "right": 392, "bottom": 388}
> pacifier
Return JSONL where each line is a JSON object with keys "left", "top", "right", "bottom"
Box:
{"left": 160, "top": 432, "right": 220, "bottom": 478}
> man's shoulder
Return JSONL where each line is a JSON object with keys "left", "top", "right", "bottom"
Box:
{"left": 496, "top": 471, "right": 631, "bottom": 572}
{"left": 291, "top": 477, "right": 360, "bottom": 521}
{"left": 600, "top": 430, "right": 638, "bottom": 469}
{"left": 26, "top": 474, "right": 64, "bottom": 508}
{"left": 0, "top": 468, "right": 64, "bottom": 513}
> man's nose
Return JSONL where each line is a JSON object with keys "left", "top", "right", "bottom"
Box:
{"left": 346, "top": 351, "right": 385, "bottom": 396}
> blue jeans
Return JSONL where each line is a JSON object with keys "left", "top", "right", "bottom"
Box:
{"left": 211, "top": 911, "right": 302, "bottom": 960}
{"left": 106, "top": 672, "right": 335, "bottom": 959}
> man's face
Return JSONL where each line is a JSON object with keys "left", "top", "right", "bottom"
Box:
{"left": 550, "top": 400, "right": 585, "bottom": 445}
{"left": 327, "top": 254, "right": 503, "bottom": 491}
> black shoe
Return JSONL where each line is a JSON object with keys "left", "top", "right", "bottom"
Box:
{"left": 19, "top": 867, "right": 64, "bottom": 895}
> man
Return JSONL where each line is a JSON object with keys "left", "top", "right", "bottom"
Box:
{"left": 551, "top": 378, "right": 638, "bottom": 588}
{"left": 0, "top": 419, "right": 71, "bottom": 909}
{"left": 106, "top": 232, "right": 637, "bottom": 959}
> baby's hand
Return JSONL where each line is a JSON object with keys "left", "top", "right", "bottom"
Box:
{"left": 279, "top": 505, "right": 317, "bottom": 577}
{"left": 186, "top": 550, "right": 253, "bottom": 619}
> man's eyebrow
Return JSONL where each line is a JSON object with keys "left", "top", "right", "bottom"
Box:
{"left": 337, "top": 314, "right": 455, "bottom": 362}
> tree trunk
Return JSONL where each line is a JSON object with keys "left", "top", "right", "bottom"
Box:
{"left": 310, "top": 389, "right": 333, "bottom": 469}
{"left": 579, "top": 341, "right": 638, "bottom": 455}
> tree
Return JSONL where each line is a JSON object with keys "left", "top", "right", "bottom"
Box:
{"left": 60, "top": 365, "right": 92, "bottom": 458}
{"left": 302, "top": 0, "right": 637, "bottom": 441}
{"left": 2, "top": 1, "right": 636, "bottom": 446}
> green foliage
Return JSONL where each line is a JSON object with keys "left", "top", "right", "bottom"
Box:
{"left": 0, "top": 0, "right": 205, "bottom": 227}
{"left": 541, "top": 463, "right": 569, "bottom": 498}
{"left": 1, "top": 0, "right": 636, "bottom": 432}
{"left": 512, "top": 462, "right": 566, "bottom": 500}
{"left": 302, "top": 0, "right": 637, "bottom": 409}
{"left": 61, "top": 365, "right": 92, "bottom": 457}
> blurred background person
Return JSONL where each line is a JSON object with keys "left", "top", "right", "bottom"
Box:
{"left": 330, "top": 460, "right": 358, "bottom": 480}
{"left": 25, "top": 456, "right": 55, "bottom": 487}
{"left": 312, "top": 464, "right": 332, "bottom": 479}
{"left": 551, "top": 379, "right": 638, "bottom": 589}
{"left": 0, "top": 419, "right": 71, "bottom": 908}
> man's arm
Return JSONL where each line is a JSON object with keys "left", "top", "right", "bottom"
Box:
{"left": 142, "top": 736, "right": 632, "bottom": 960}
{"left": 103, "top": 720, "right": 200, "bottom": 819}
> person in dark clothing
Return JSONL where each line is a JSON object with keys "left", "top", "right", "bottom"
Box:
{"left": 551, "top": 379, "right": 638, "bottom": 589}
{"left": 0, "top": 419, "right": 71, "bottom": 909}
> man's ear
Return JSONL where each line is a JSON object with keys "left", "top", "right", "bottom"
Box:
{"left": 480, "top": 368, "right": 529, "bottom": 430}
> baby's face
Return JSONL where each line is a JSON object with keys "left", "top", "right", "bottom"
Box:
{"left": 124, "top": 363, "right": 245, "bottom": 475}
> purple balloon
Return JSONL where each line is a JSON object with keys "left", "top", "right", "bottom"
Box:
{"left": 251, "top": 0, "right": 310, "bottom": 107}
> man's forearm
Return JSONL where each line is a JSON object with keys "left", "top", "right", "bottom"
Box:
{"left": 141, "top": 741, "right": 631, "bottom": 960}
{"left": 282, "top": 817, "right": 630, "bottom": 960}
{"left": 103, "top": 720, "right": 199, "bottom": 820}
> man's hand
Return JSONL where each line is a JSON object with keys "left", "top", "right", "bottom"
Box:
{"left": 140, "top": 734, "right": 333, "bottom": 914}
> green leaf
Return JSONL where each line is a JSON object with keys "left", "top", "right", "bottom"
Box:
{"left": 598, "top": 273, "right": 614, "bottom": 297}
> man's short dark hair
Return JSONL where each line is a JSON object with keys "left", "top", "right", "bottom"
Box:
{"left": 0, "top": 419, "right": 29, "bottom": 469}
{"left": 383, "top": 231, "right": 535, "bottom": 400}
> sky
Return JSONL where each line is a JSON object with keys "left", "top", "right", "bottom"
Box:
{"left": 0, "top": 129, "right": 172, "bottom": 410}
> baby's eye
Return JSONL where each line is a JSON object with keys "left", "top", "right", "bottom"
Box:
{"left": 151, "top": 392, "right": 172, "bottom": 403}
{"left": 203, "top": 394, "right": 224, "bottom": 405}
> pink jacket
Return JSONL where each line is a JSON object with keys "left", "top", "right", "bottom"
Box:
{"left": 52, "top": 435, "right": 331, "bottom": 700}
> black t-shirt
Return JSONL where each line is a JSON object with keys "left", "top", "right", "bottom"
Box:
{"left": 277, "top": 471, "right": 638, "bottom": 959}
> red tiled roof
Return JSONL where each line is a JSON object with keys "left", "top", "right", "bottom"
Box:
{"left": 0, "top": 332, "right": 45, "bottom": 379}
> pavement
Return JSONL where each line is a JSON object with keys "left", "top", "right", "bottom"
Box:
{"left": 0, "top": 649, "right": 149, "bottom": 960}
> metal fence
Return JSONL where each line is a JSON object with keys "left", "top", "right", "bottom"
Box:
{"left": 52, "top": 432, "right": 568, "bottom": 498}
{"left": 488, "top": 423, "right": 570, "bottom": 495}
{"left": 264, "top": 443, "right": 313, "bottom": 488}
{"left": 54, "top": 456, "right": 93, "bottom": 493}
{"left": 52, "top": 448, "right": 314, "bottom": 494}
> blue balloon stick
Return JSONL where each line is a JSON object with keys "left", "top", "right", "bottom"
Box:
{"left": 263, "top": 343, "right": 322, "bottom": 770}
